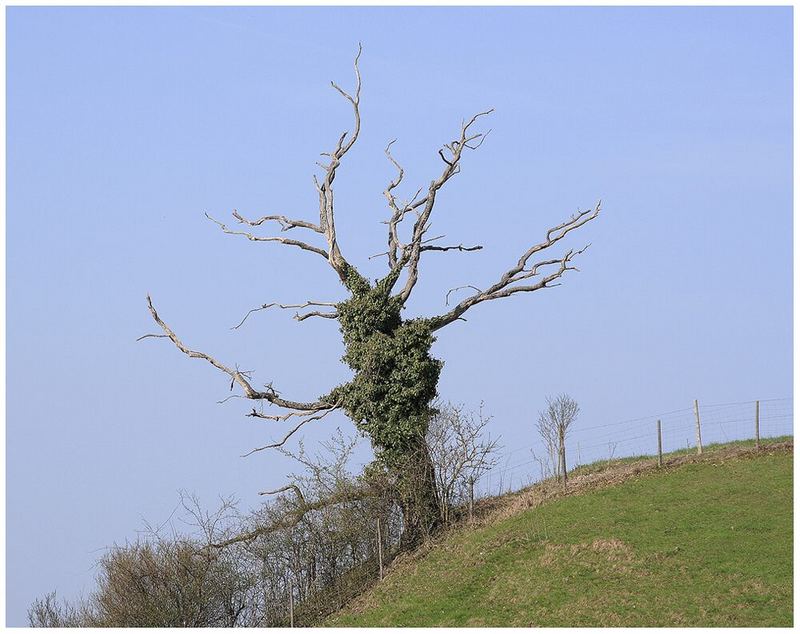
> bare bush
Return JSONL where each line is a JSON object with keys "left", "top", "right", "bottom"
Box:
{"left": 537, "top": 394, "right": 580, "bottom": 486}
{"left": 30, "top": 429, "right": 400, "bottom": 628}
{"left": 30, "top": 410, "right": 501, "bottom": 627}
{"left": 28, "top": 592, "right": 90, "bottom": 627}
{"left": 426, "top": 401, "right": 501, "bottom": 525}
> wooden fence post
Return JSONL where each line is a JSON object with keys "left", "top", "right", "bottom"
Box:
{"left": 289, "top": 579, "right": 294, "bottom": 628}
{"left": 694, "top": 399, "right": 703, "bottom": 455}
{"left": 468, "top": 476, "right": 474, "bottom": 523}
{"left": 376, "top": 517, "right": 384, "bottom": 580}
{"left": 657, "top": 419, "right": 663, "bottom": 467}
{"left": 755, "top": 400, "right": 761, "bottom": 450}
{"left": 559, "top": 426, "right": 567, "bottom": 492}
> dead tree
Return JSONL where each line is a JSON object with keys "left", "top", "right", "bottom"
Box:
{"left": 537, "top": 394, "right": 580, "bottom": 489}
{"left": 141, "top": 46, "right": 600, "bottom": 547}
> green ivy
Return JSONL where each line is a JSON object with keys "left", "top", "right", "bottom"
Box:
{"left": 323, "top": 275, "right": 442, "bottom": 467}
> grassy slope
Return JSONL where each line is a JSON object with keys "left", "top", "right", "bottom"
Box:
{"left": 329, "top": 443, "right": 792, "bottom": 627}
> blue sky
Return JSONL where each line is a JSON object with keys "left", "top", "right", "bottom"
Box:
{"left": 6, "top": 6, "right": 792, "bottom": 625}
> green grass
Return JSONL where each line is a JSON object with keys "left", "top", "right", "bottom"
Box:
{"left": 570, "top": 436, "right": 793, "bottom": 477}
{"left": 328, "top": 444, "right": 792, "bottom": 627}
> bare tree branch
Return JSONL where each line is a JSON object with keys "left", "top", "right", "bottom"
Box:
{"left": 242, "top": 405, "right": 341, "bottom": 457}
{"left": 378, "top": 109, "right": 495, "bottom": 300}
{"left": 142, "top": 295, "right": 333, "bottom": 412}
{"left": 205, "top": 213, "right": 329, "bottom": 260}
{"left": 232, "top": 209, "right": 322, "bottom": 234}
{"left": 294, "top": 310, "right": 338, "bottom": 321}
{"left": 208, "top": 486, "right": 373, "bottom": 550}
{"left": 421, "top": 243, "right": 483, "bottom": 254}
{"left": 136, "top": 333, "right": 168, "bottom": 342}
{"left": 383, "top": 139, "right": 409, "bottom": 268}
{"left": 314, "top": 44, "right": 364, "bottom": 286}
{"left": 258, "top": 484, "right": 307, "bottom": 502}
{"left": 232, "top": 301, "right": 338, "bottom": 330}
{"left": 369, "top": 233, "right": 481, "bottom": 261}
{"left": 444, "top": 285, "right": 483, "bottom": 306}
{"left": 428, "top": 202, "right": 601, "bottom": 330}
{"left": 195, "top": 48, "right": 370, "bottom": 292}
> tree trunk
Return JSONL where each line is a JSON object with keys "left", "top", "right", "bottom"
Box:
{"left": 393, "top": 438, "right": 441, "bottom": 549}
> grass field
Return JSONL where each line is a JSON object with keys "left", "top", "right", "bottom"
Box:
{"left": 328, "top": 442, "right": 793, "bottom": 627}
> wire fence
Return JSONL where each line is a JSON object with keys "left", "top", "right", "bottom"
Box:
{"left": 262, "top": 396, "right": 793, "bottom": 627}
{"left": 472, "top": 397, "right": 793, "bottom": 499}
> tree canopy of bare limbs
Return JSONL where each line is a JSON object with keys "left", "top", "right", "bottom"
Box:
{"left": 141, "top": 45, "right": 600, "bottom": 546}
{"left": 537, "top": 394, "right": 580, "bottom": 487}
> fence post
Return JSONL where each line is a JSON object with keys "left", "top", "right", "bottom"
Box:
{"left": 289, "top": 579, "right": 294, "bottom": 628}
{"left": 657, "top": 419, "right": 663, "bottom": 467}
{"left": 755, "top": 400, "right": 761, "bottom": 450}
{"left": 559, "top": 426, "right": 567, "bottom": 492}
{"left": 376, "top": 517, "right": 384, "bottom": 580}
{"left": 468, "top": 476, "right": 474, "bottom": 523}
{"left": 694, "top": 399, "right": 703, "bottom": 455}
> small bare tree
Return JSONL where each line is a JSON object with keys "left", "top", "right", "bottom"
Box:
{"left": 425, "top": 401, "right": 501, "bottom": 525}
{"left": 537, "top": 394, "right": 580, "bottom": 489}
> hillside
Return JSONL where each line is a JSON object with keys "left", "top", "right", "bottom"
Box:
{"left": 328, "top": 441, "right": 793, "bottom": 627}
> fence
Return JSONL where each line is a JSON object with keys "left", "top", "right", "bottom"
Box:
{"left": 471, "top": 397, "right": 793, "bottom": 500}
{"left": 273, "top": 396, "right": 793, "bottom": 627}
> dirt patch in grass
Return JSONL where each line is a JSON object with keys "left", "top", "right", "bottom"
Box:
{"left": 539, "top": 538, "right": 643, "bottom": 576}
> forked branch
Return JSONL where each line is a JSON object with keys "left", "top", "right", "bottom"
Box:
{"left": 205, "top": 213, "right": 329, "bottom": 260}
{"left": 314, "top": 44, "right": 364, "bottom": 286}
{"left": 201, "top": 46, "right": 367, "bottom": 291}
{"left": 243, "top": 404, "right": 342, "bottom": 456}
{"left": 429, "top": 202, "right": 601, "bottom": 330}
{"left": 379, "top": 109, "right": 494, "bottom": 300}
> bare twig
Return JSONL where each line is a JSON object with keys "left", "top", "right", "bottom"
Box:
{"left": 232, "top": 301, "right": 337, "bottom": 330}
{"left": 242, "top": 404, "right": 341, "bottom": 457}
{"left": 445, "top": 285, "right": 482, "bottom": 306}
